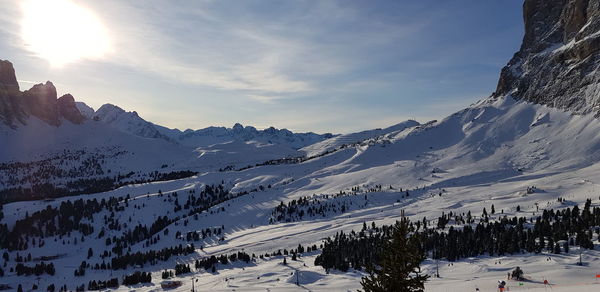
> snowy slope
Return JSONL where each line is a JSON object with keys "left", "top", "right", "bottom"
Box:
{"left": 2, "top": 96, "right": 600, "bottom": 291}
{"left": 75, "top": 102, "right": 94, "bottom": 119}
{"left": 2, "top": 0, "right": 600, "bottom": 289}
{"left": 301, "top": 120, "right": 419, "bottom": 157}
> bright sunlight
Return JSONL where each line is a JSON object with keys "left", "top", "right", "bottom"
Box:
{"left": 21, "top": 0, "right": 111, "bottom": 67}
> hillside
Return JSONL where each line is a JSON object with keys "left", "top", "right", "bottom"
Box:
{"left": 0, "top": 0, "right": 599, "bottom": 291}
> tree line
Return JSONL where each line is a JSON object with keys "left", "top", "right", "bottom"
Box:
{"left": 316, "top": 199, "right": 600, "bottom": 272}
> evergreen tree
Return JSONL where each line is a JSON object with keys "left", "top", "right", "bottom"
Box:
{"left": 360, "top": 217, "right": 428, "bottom": 292}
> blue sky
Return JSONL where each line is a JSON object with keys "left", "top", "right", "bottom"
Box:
{"left": 0, "top": 0, "right": 524, "bottom": 133}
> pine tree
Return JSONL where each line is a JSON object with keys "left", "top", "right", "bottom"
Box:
{"left": 360, "top": 217, "right": 428, "bottom": 292}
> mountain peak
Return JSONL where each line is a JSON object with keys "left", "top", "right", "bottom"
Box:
{"left": 94, "top": 103, "right": 171, "bottom": 140}
{"left": 0, "top": 59, "right": 25, "bottom": 127}
{"left": 232, "top": 123, "right": 244, "bottom": 131}
{"left": 57, "top": 94, "right": 85, "bottom": 124}
{"left": 0, "top": 62, "right": 86, "bottom": 127}
{"left": 22, "top": 81, "right": 60, "bottom": 126}
{"left": 0, "top": 59, "right": 19, "bottom": 92}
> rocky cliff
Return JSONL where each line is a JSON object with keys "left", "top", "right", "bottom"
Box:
{"left": 0, "top": 60, "right": 85, "bottom": 128}
{"left": 495, "top": 0, "right": 600, "bottom": 113}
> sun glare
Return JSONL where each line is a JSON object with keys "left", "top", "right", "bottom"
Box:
{"left": 21, "top": 0, "right": 111, "bottom": 67}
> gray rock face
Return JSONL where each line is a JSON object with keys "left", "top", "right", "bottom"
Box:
{"left": 0, "top": 60, "right": 26, "bottom": 128}
{"left": 23, "top": 81, "right": 61, "bottom": 126}
{"left": 57, "top": 94, "right": 86, "bottom": 124}
{"left": 0, "top": 59, "right": 85, "bottom": 127}
{"left": 495, "top": 0, "right": 600, "bottom": 113}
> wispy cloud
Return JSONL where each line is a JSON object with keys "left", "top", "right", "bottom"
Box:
{"left": 0, "top": 0, "right": 523, "bottom": 133}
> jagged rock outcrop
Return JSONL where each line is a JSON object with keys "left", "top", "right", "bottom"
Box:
{"left": 495, "top": 0, "right": 600, "bottom": 113}
{"left": 57, "top": 94, "right": 86, "bottom": 124}
{"left": 0, "top": 60, "right": 19, "bottom": 95}
{"left": 0, "top": 60, "right": 26, "bottom": 128}
{"left": 0, "top": 60, "right": 85, "bottom": 127}
{"left": 22, "top": 81, "right": 61, "bottom": 126}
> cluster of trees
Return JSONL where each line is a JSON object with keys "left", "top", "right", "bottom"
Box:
{"left": 270, "top": 195, "right": 353, "bottom": 223}
{"left": 107, "top": 183, "right": 234, "bottom": 255}
{"left": 174, "top": 263, "right": 191, "bottom": 275}
{"left": 270, "top": 185, "right": 395, "bottom": 224}
{"left": 194, "top": 251, "right": 252, "bottom": 273}
{"left": 0, "top": 149, "right": 197, "bottom": 204}
{"left": 109, "top": 215, "right": 174, "bottom": 256}
{"left": 86, "top": 278, "right": 119, "bottom": 291}
{"left": 73, "top": 260, "right": 88, "bottom": 276}
{"left": 0, "top": 149, "right": 109, "bottom": 188}
{"left": 315, "top": 223, "right": 389, "bottom": 272}
{"left": 270, "top": 183, "right": 414, "bottom": 225}
{"left": 109, "top": 244, "right": 195, "bottom": 270}
{"left": 316, "top": 200, "right": 600, "bottom": 272}
{"left": 256, "top": 244, "right": 318, "bottom": 262}
{"left": 179, "top": 184, "right": 232, "bottom": 213}
{"left": 230, "top": 148, "right": 338, "bottom": 172}
{"left": 14, "top": 262, "right": 55, "bottom": 276}
{"left": 184, "top": 226, "right": 223, "bottom": 242}
{"left": 423, "top": 200, "right": 599, "bottom": 261}
{"left": 161, "top": 269, "right": 174, "bottom": 279}
{"left": 0, "top": 170, "right": 197, "bottom": 204}
{"left": 122, "top": 271, "right": 152, "bottom": 285}
{"left": 1, "top": 196, "right": 129, "bottom": 250}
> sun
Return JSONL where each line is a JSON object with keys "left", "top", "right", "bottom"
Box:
{"left": 21, "top": 0, "right": 111, "bottom": 67}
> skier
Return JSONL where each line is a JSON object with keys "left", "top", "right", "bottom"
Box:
{"left": 498, "top": 280, "right": 506, "bottom": 292}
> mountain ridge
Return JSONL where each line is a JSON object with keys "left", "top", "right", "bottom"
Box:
{"left": 0, "top": 60, "right": 334, "bottom": 150}
{"left": 0, "top": 60, "right": 85, "bottom": 128}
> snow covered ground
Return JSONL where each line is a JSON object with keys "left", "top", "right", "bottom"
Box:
{"left": 2, "top": 97, "right": 600, "bottom": 291}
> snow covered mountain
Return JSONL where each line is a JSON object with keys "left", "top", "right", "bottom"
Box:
{"left": 0, "top": 0, "right": 599, "bottom": 291}
{"left": 0, "top": 60, "right": 85, "bottom": 128}
{"left": 72, "top": 99, "right": 333, "bottom": 149}
{"left": 93, "top": 103, "right": 171, "bottom": 141}
{"left": 165, "top": 123, "right": 334, "bottom": 149}
{"left": 0, "top": 61, "right": 334, "bottom": 198}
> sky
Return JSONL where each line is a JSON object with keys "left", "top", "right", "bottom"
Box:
{"left": 0, "top": 0, "right": 524, "bottom": 134}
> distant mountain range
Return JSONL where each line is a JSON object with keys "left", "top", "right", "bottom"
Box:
{"left": 1, "top": 1, "right": 600, "bottom": 290}
{"left": 0, "top": 62, "right": 333, "bottom": 151}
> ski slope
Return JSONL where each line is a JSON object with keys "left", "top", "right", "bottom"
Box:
{"left": 2, "top": 96, "right": 600, "bottom": 291}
